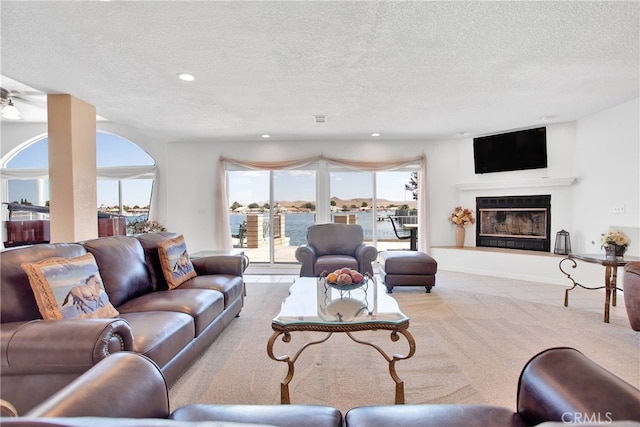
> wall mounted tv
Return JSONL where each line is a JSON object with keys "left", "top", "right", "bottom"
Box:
{"left": 473, "top": 127, "right": 547, "bottom": 174}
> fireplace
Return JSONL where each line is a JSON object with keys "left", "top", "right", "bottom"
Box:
{"left": 476, "top": 195, "right": 551, "bottom": 252}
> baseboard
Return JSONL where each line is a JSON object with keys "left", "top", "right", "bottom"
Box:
{"left": 430, "top": 246, "right": 608, "bottom": 287}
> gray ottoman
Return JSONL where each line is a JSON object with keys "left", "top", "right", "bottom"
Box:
{"left": 379, "top": 251, "right": 437, "bottom": 293}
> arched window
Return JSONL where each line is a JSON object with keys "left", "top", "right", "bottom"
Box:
{"left": 94, "top": 132, "right": 155, "bottom": 219}
{"left": 1, "top": 131, "right": 156, "bottom": 233}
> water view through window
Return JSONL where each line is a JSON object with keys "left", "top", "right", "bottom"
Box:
{"left": 228, "top": 168, "right": 418, "bottom": 264}
{"left": 230, "top": 211, "right": 406, "bottom": 247}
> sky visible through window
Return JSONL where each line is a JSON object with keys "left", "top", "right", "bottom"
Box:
{"left": 6, "top": 133, "right": 155, "bottom": 206}
{"left": 230, "top": 170, "right": 416, "bottom": 206}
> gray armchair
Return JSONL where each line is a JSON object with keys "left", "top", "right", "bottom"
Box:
{"left": 295, "top": 223, "right": 378, "bottom": 277}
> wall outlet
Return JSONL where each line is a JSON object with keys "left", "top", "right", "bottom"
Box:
{"left": 612, "top": 204, "right": 626, "bottom": 214}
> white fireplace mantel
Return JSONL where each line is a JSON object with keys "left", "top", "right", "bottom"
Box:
{"left": 456, "top": 177, "right": 576, "bottom": 191}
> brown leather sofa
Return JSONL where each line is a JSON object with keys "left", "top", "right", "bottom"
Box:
{"left": 344, "top": 347, "right": 640, "bottom": 426}
{"left": 295, "top": 223, "right": 378, "bottom": 277}
{"left": 1, "top": 351, "right": 344, "bottom": 427}
{"left": 1, "top": 232, "right": 245, "bottom": 415}
{"left": 1, "top": 347, "right": 637, "bottom": 426}
{"left": 623, "top": 261, "right": 640, "bottom": 331}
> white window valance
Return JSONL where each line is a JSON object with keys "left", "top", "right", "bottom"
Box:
{"left": 0, "top": 165, "right": 157, "bottom": 180}
{"left": 1, "top": 165, "right": 159, "bottom": 221}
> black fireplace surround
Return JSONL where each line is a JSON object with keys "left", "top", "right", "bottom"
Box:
{"left": 476, "top": 195, "right": 551, "bottom": 252}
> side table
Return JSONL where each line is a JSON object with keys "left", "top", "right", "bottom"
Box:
{"left": 559, "top": 253, "right": 640, "bottom": 323}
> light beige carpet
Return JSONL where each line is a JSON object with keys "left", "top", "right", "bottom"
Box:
{"left": 169, "top": 274, "right": 640, "bottom": 414}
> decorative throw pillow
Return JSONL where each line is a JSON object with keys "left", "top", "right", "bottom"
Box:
{"left": 157, "top": 234, "right": 197, "bottom": 289}
{"left": 21, "top": 253, "right": 119, "bottom": 320}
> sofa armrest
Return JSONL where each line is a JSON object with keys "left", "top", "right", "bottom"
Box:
{"left": 295, "top": 245, "right": 317, "bottom": 277}
{"left": 0, "top": 399, "right": 18, "bottom": 417}
{"left": 354, "top": 243, "right": 377, "bottom": 276}
{"left": 26, "top": 352, "right": 170, "bottom": 419}
{"left": 191, "top": 255, "right": 245, "bottom": 276}
{"left": 2, "top": 318, "right": 133, "bottom": 373}
{"left": 624, "top": 262, "right": 640, "bottom": 331}
{"left": 517, "top": 347, "right": 640, "bottom": 425}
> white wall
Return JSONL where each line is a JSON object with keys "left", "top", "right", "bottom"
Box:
{"left": 449, "top": 122, "right": 577, "bottom": 248}
{"left": 163, "top": 139, "right": 440, "bottom": 251}
{"left": 0, "top": 122, "right": 48, "bottom": 159}
{"left": 573, "top": 98, "right": 640, "bottom": 256}
{"left": 431, "top": 99, "right": 638, "bottom": 285}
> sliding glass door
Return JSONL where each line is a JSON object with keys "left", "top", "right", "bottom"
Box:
{"left": 227, "top": 162, "right": 420, "bottom": 264}
{"left": 227, "top": 168, "right": 315, "bottom": 264}
{"left": 329, "top": 170, "right": 374, "bottom": 239}
{"left": 375, "top": 171, "right": 418, "bottom": 250}
{"left": 273, "top": 170, "right": 316, "bottom": 263}
{"left": 328, "top": 169, "right": 418, "bottom": 250}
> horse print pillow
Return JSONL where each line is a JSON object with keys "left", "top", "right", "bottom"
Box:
{"left": 21, "top": 253, "right": 119, "bottom": 320}
{"left": 157, "top": 234, "right": 196, "bottom": 289}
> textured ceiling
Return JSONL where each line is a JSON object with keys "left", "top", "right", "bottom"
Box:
{"left": 1, "top": 1, "right": 638, "bottom": 142}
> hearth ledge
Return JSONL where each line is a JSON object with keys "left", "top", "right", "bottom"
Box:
{"left": 429, "top": 245, "right": 593, "bottom": 286}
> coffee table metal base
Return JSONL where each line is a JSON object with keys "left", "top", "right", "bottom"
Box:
{"left": 267, "top": 322, "right": 415, "bottom": 405}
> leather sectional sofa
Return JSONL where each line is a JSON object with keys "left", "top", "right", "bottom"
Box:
{"left": 1, "top": 347, "right": 638, "bottom": 426}
{"left": 2, "top": 351, "right": 344, "bottom": 427}
{"left": 345, "top": 346, "right": 640, "bottom": 426}
{"left": 1, "top": 232, "right": 245, "bottom": 415}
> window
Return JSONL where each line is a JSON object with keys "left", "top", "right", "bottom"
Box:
{"left": 329, "top": 168, "right": 418, "bottom": 250}
{"left": 227, "top": 168, "right": 316, "bottom": 263}
{"left": 226, "top": 161, "right": 419, "bottom": 263}
{"left": 2, "top": 131, "right": 155, "bottom": 233}
{"left": 95, "top": 132, "right": 155, "bottom": 221}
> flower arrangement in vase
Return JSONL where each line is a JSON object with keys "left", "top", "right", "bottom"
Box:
{"left": 449, "top": 206, "right": 476, "bottom": 226}
{"left": 601, "top": 229, "right": 630, "bottom": 258}
{"left": 449, "top": 206, "right": 475, "bottom": 248}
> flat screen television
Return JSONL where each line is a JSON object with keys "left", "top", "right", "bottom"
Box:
{"left": 473, "top": 127, "right": 547, "bottom": 174}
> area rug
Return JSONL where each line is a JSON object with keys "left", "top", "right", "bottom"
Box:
{"left": 168, "top": 278, "right": 640, "bottom": 414}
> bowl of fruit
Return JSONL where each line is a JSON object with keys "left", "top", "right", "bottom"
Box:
{"left": 323, "top": 267, "right": 368, "bottom": 291}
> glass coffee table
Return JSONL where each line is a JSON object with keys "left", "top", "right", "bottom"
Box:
{"left": 267, "top": 276, "right": 415, "bottom": 404}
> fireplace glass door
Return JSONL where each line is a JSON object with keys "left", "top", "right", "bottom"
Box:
{"left": 476, "top": 195, "right": 551, "bottom": 252}
{"left": 479, "top": 208, "right": 547, "bottom": 239}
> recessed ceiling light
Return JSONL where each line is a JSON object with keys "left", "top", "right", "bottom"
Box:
{"left": 261, "top": 134, "right": 271, "bottom": 139}
{"left": 177, "top": 73, "right": 195, "bottom": 82}
{"left": 457, "top": 131, "right": 469, "bottom": 136}
{"left": 371, "top": 133, "right": 381, "bottom": 137}
{"left": 538, "top": 115, "right": 557, "bottom": 121}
